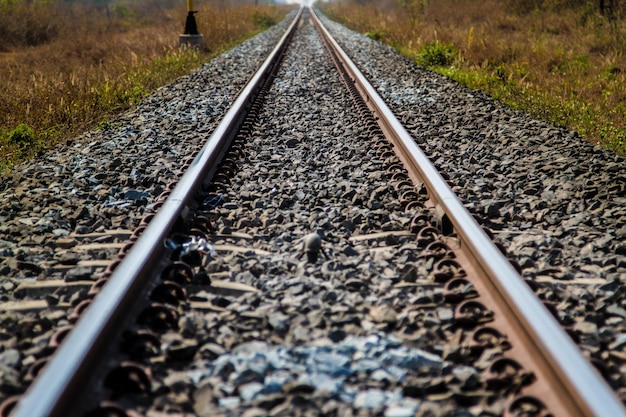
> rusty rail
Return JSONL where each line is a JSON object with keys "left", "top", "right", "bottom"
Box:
{"left": 311, "top": 7, "right": 625, "bottom": 417}
{"left": 8, "top": 8, "right": 303, "bottom": 417}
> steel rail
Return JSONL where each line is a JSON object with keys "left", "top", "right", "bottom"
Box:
{"left": 9, "top": 7, "right": 303, "bottom": 417}
{"left": 310, "top": 7, "right": 626, "bottom": 417}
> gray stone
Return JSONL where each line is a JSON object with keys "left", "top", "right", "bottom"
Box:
{"left": 353, "top": 389, "right": 386, "bottom": 409}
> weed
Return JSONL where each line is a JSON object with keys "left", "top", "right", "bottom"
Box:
{"left": 366, "top": 29, "right": 388, "bottom": 41}
{"left": 417, "top": 41, "right": 458, "bottom": 67}
{"left": 602, "top": 63, "right": 622, "bottom": 79}
{"left": 253, "top": 11, "right": 277, "bottom": 29}
{"left": 7, "top": 123, "right": 36, "bottom": 148}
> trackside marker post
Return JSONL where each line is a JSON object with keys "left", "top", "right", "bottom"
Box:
{"left": 179, "top": 0, "right": 203, "bottom": 48}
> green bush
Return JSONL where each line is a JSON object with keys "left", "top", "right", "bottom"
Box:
{"left": 416, "top": 41, "right": 458, "bottom": 67}
{"left": 253, "top": 11, "right": 276, "bottom": 29}
{"left": 0, "top": 1, "right": 60, "bottom": 48}
{"left": 7, "top": 123, "right": 36, "bottom": 148}
{"left": 366, "top": 29, "right": 387, "bottom": 41}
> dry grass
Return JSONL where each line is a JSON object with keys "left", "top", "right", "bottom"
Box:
{"left": 320, "top": 0, "right": 626, "bottom": 154}
{"left": 0, "top": 0, "right": 291, "bottom": 170}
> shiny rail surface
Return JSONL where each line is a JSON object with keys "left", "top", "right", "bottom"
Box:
{"left": 8, "top": 8, "right": 303, "bottom": 417}
{"left": 310, "top": 7, "right": 624, "bottom": 417}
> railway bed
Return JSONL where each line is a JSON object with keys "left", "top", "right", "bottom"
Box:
{"left": 1, "top": 7, "right": 626, "bottom": 417}
{"left": 320, "top": 13, "right": 626, "bottom": 406}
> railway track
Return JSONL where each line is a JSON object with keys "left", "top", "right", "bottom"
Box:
{"left": 2, "top": 6, "right": 626, "bottom": 417}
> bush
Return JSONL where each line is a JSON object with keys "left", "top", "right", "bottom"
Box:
{"left": 0, "top": 1, "right": 60, "bottom": 48}
{"left": 253, "top": 11, "right": 277, "bottom": 29}
{"left": 417, "top": 41, "right": 458, "bottom": 67}
{"left": 366, "top": 29, "right": 388, "bottom": 41}
{"left": 7, "top": 124, "right": 36, "bottom": 148}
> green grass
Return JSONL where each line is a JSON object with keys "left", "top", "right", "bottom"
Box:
{"left": 436, "top": 62, "right": 626, "bottom": 154}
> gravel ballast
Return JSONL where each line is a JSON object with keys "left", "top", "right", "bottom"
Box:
{"left": 0, "top": 15, "right": 293, "bottom": 406}
{"left": 133, "top": 14, "right": 517, "bottom": 417}
{"left": 321, "top": 11, "right": 626, "bottom": 401}
{"left": 1, "top": 6, "right": 626, "bottom": 414}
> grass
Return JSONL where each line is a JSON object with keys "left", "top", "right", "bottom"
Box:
{"left": 0, "top": 0, "right": 291, "bottom": 171}
{"left": 320, "top": 0, "right": 626, "bottom": 155}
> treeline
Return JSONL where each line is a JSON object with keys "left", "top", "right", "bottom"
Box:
{"left": 506, "top": 0, "right": 622, "bottom": 18}
{"left": 0, "top": 0, "right": 264, "bottom": 49}
{"left": 349, "top": 0, "right": 624, "bottom": 20}
{"left": 0, "top": 0, "right": 177, "bottom": 49}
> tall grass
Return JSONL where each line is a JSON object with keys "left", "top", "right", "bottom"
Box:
{"left": 320, "top": 0, "right": 626, "bottom": 154}
{"left": 0, "top": 0, "right": 290, "bottom": 170}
